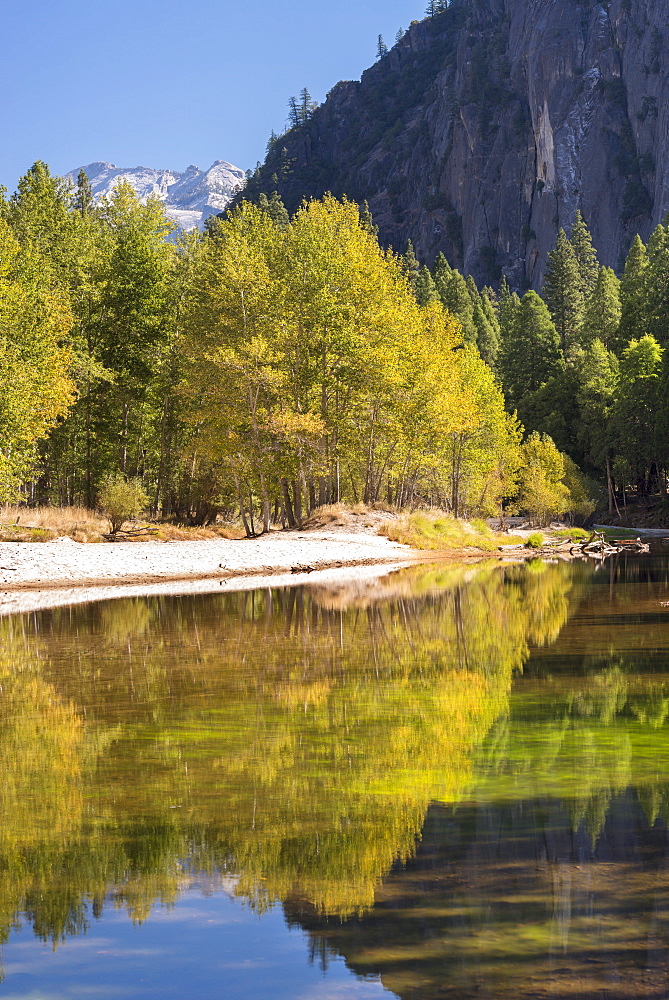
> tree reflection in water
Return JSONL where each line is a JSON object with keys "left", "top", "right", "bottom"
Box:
{"left": 3, "top": 556, "right": 669, "bottom": 996}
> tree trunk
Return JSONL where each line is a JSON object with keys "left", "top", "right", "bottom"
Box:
{"left": 292, "top": 479, "right": 303, "bottom": 527}
{"left": 606, "top": 455, "right": 614, "bottom": 515}
{"left": 236, "top": 480, "right": 252, "bottom": 538}
{"left": 281, "top": 479, "right": 296, "bottom": 527}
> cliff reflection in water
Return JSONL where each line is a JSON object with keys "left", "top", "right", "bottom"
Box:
{"left": 0, "top": 559, "right": 580, "bottom": 949}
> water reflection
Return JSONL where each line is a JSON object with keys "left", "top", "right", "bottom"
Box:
{"left": 2, "top": 556, "right": 669, "bottom": 997}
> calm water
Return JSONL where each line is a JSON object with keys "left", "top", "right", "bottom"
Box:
{"left": 2, "top": 556, "right": 669, "bottom": 998}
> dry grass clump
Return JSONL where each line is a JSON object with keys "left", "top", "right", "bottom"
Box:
{"left": 0, "top": 505, "right": 244, "bottom": 543}
{"left": 0, "top": 505, "right": 108, "bottom": 542}
{"left": 153, "top": 523, "right": 244, "bottom": 541}
{"left": 301, "top": 502, "right": 369, "bottom": 528}
{"left": 379, "top": 510, "right": 523, "bottom": 552}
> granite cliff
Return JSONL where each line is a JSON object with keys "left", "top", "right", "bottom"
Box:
{"left": 242, "top": 0, "right": 669, "bottom": 288}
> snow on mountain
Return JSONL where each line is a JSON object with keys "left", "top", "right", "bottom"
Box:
{"left": 66, "top": 160, "right": 246, "bottom": 230}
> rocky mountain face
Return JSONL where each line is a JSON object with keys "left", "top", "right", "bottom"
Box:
{"left": 243, "top": 0, "right": 669, "bottom": 288}
{"left": 67, "top": 160, "right": 245, "bottom": 230}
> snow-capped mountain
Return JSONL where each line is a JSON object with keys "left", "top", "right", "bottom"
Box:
{"left": 66, "top": 160, "right": 246, "bottom": 230}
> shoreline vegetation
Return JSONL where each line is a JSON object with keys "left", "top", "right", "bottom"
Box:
{"left": 0, "top": 504, "right": 640, "bottom": 609}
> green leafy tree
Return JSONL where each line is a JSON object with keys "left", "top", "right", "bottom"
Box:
{"left": 575, "top": 339, "right": 619, "bottom": 510}
{"left": 0, "top": 220, "right": 75, "bottom": 500}
{"left": 98, "top": 472, "right": 149, "bottom": 533}
{"left": 611, "top": 335, "right": 663, "bottom": 495}
{"left": 518, "top": 431, "right": 570, "bottom": 526}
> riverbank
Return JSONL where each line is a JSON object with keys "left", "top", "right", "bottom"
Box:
{"left": 0, "top": 529, "right": 421, "bottom": 593}
{"left": 0, "top": 508, "right": 622, "bottom": 619}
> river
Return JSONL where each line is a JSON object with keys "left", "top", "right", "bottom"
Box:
{"left": 1, "top": 554, "right": 668, "bottom": 998}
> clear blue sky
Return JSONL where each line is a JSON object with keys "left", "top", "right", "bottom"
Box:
{"left": 1, "top": 0, "right": 423, "bottom": 191}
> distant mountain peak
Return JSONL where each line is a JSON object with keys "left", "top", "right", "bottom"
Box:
{"left": 66, "top": 159, "right": 246, "bottom": 230}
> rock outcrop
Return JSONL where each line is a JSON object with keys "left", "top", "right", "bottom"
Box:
{"left": 242, "top": 0, "right": 669, "bottom": 289}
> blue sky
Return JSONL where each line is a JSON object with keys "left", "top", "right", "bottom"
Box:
{"left": 1, "top": 0, "right": 422, "bottom": 191}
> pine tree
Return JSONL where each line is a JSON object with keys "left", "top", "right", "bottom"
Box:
{"left": 473, "top": 300, "right": 498, "bottom": 367}
{"left": 288, "top": 96, "right": 300, "bottom": 128}
{"left": 299, "top": 87, "right": 317, "bottom": 123}
{"left": 377, "top": 35, "right": 388, "bottom": 58}
{"left": 500, "top": 291, "right": 563, "bottom": 408}
{"left": 465, "top": 273, "right": 480, "bottom": 307}
{"left": 359, "top": 200, "right": 378, "bottom": 238}
{"left": 258, "top": 191, "right": 289, "bottom": 228}
{"left": 569, "top": 210, "right": 599, "bottom": 300}
{"left": 575, "top": 339, "right": 618, "bottom": 489}
{"left": 395, "top": 27, "right": 404, "bottom": 44}
{"left": 415, "top": 265, "right": 439, "bottom": 306}
{"left": 618, "top": 234, "right": 649, "bottom": 349}
{"left": 644, "top": 223, "right": 669, "bottom": 346}
{"left": 581, "top": 267, "right": 621, "bottom": 350}
{"left": 433, "top": 254, "right": 477, "bottom": 344}
{"left": 477, "top": 289, "right": 500, "bottom": 367}
{"left": 74, "top": 169, "right": 94, "bottom": 217}
{"left": 543, "top": 228, "right": 583, "bottom": 353}
{"left": 403, "top": 240, "right": 421, "bottom": 296}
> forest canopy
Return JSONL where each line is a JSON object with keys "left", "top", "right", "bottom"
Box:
{"left": 7, "top": 160, "right": 661, "bottom": 529}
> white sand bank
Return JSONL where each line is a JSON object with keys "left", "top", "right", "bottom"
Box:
{"left": 0, "top": 529, "right": 415, "bottom": 593}
{"left": 0, "top": 561, "right": 414, "bottom": 617}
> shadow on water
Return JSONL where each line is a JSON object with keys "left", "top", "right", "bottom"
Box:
{"left": 2, "top": 555, "right": 669, "bottom": 995}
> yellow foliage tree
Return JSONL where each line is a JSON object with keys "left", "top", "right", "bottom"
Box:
{"left": 0, "top": 220, "right": 74, "bottom": 500}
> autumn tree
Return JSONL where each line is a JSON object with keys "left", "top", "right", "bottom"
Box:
{"left": 0, "top": 221, "right": 75, "bottom": 500}
{"left": 518, "top": 431, "right": 571, "bottom": 526}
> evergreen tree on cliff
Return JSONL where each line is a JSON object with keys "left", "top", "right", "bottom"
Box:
{"left": 499, "top": 291, "right": 563, "bottom": 410}
{"left": 569, "top": 210, "right": 599, "bottom": 300}
{"left": 543, "top": 229, "right": 583, "bottom": 354}
{"left": 644, "top": 223, "right": 669, "bottom": 347}
{"left": 581, "top": 267, "right": 621, "bottom": 351}
{"left": 433, "top": 253, "right": 477, "bottom": 344}
{"left": 618, "top": 234, "right": 649, "bottom": 350}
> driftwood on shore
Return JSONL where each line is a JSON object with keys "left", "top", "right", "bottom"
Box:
{"left": 498, "top": 530, "right": 650, "bottom": 560}
{"left": 102, "top": 527, "right": 160, "bottom": 542}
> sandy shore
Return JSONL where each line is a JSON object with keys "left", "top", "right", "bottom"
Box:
{"left": 0, "top": 529, "right": 423, "bottom": 617}
{"left": 0, "top": 561, "right": 416, "bottom": 617}
{"left": 0, "top": 529, "right": 417, "bottom": 592}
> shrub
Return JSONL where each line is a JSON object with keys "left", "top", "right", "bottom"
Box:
{"left": 525, "top": 532, "right": 544, "bottom": 549}
{"left": 98, "top": 474, "right": 149, "bottom": 534}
